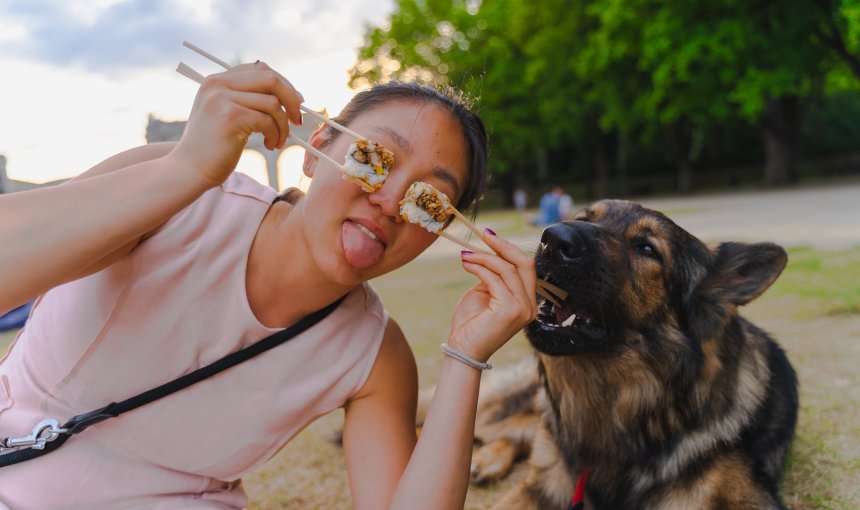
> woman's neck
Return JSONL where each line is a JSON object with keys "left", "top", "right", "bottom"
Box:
{"left": 246, "top": 200, "right": 353, "bottom": 329}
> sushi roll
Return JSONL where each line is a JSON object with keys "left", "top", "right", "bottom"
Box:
{"left": 342, "top": 139, "right": 394, "bottom": 192}
{"left": 399, "top": 182, "right": 453, "bottom": 233}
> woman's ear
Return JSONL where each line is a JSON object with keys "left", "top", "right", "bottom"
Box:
{"left": 302, "top": 126, "right": 333, "bottom": 178}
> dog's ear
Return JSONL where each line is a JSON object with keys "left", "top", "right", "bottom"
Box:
{"left": 683, "top": 242, "right": 786, "bottom": 343}
{"left": 712, "top": 242, "right": 788, "bottom": 306}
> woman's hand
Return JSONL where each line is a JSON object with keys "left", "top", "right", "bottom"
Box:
{"left": 167, "top": 61, "right": 304, "bottom": 187}
{"left": 448, "top": 229, "right": 538, "bottom": 362}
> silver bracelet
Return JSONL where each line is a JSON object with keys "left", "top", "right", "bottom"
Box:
{"left": 441, "top": 343, "right": 493, "bottom": 371}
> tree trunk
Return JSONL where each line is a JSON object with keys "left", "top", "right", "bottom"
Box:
{"left": 536, "top": 147, "right": 549, "bottom": 182}
{"left": 669, "top": 118, "right": 694, "bottom": 193}
{"left": 593, "top": 120, "right": 609, "bottom": 198}
{"left": 498, "top": 169, "right": 517, "bottom": 208}
{"left": 581, "top": 112, "right": 609, "bottom": 199}
{"left": 615, "top": 130, "right": 629, "bottom": 197}
{"left": 760, "top": 95, "right": 802, "bottom": 186}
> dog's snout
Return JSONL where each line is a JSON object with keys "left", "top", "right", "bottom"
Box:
{"left": 541, "top": 223, "right": 587, "bottom": 263}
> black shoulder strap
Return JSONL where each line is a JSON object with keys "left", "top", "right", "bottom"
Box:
{"left": 0, "top": 295, "right": 346, "bottom": 468}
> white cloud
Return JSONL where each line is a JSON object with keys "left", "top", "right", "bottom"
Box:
{"left": 176, "top": 0, "right": 217, "bottom": 24}
{"left": 0, "top": 0, "right": 395, "bottom": 184}
{"left": 0, "top": 18, "right": 28, "bottom": 44}
{"left": 63, "top": 0, "right": 129, "bottom": 26}
{"left": 0, "top": 0, "right": 393, "bottom": 74}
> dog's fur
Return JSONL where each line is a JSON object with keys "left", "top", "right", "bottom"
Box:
{"left": 459, "top": 200, "right": 798, "bottom": 509}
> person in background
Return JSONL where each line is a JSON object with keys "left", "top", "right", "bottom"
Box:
{"left": 512, "top": 187, "right": 528, "bottom": 212}
{"left": 529, "top": 184, "right": 563, "bottom": 226}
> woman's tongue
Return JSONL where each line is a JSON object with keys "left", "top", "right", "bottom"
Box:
{"left": 341, "top": 221, "right": 385, "bottom": 269}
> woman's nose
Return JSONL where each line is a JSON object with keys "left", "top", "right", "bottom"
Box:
{"left": 367, "top": 176, "right": 408, "bottom": 223}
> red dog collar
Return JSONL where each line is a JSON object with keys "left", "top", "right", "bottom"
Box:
{"left": 568, "top": 467, "right": 588, "bottom": 510}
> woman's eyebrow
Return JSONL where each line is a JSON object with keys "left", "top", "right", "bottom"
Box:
{"left": 373, "top": 126, "right": 410, "bottom": 153}
{"left": 432, "top": 166, "right": 461, "bottom": 199}
{"left": 373, "top": 125, "right": 461, "bottom": 198}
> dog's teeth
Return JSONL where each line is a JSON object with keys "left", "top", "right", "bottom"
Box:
{"left": 561, "top": 314, "right": 576, "bottom": 327}
{"left": 536, "top": 316, "right": 556, "bottom": 328}
{"left": 585, "top": 318, "right": 592, "bottom": 325}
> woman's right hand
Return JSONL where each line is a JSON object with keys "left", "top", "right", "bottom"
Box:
{"left": 168, "top": 62, "right": 304, "bottom": 187}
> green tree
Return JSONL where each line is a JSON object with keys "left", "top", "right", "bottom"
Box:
{"left": 351, "top": 0, "right": 546, "bottom": 204}
{"left": 522, "top": 0, "right": 623, "bottom": 197}
{"left": 352, "top": 0, "right": 859, "bottom": 199}
{"left": 814, "top": 0, "right": 860, "bottom": 80}
{"left": 580, "top": 0, "right": 838, "bottom": 188}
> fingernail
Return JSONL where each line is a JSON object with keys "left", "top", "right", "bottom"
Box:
{"left": 484, "top": 227, "right": 496, "bottom": 236}
{"left": 461, "top": 250, "right": 473, "bottom": 257}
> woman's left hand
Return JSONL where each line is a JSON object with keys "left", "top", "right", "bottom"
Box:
{"left": 448, "top": 229, "right": 538, "bottom": 362}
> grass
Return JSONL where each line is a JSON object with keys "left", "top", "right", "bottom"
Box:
{"left": 240, "top": 239, "right": 860, "bottom": 509}
{"left": 737, "top": 246, "right": 860, "bottom": 510}
{"left": 0, "top": 329, "right": 18, "bottom": 352}
{"left": 770, "top": 246, "right": 860, "bottom": 317}
{"left": 1, "top": 222, "right": 857, "bottom": 509}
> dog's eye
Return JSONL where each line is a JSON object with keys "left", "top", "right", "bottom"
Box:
{"left": 635, "top": 241, "right": 660, "bottom": 260}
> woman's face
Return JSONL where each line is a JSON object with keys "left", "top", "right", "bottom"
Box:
{"left": 298, "top": 100, "right": 471, "bottom": 286}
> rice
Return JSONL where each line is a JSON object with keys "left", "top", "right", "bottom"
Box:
{"left": 399, "top": 182, "right": 453, "bottom": 232}
{"left": 342, "top": 139, "right": 394, "bottom": 192}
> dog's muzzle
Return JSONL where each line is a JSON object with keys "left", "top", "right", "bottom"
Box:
{"left": 529, "top": 222, "right": 610, "bottom": 356}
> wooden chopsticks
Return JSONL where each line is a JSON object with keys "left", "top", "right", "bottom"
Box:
{"left": 180, "top": 41, "right": 365, "bottom": 140}
{"left": 177, "top": 42, "right": 566, "bottom": 306}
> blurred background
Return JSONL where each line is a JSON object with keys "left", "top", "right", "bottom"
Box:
{"left": 1, "top": 1, "right": 858, "bottom": 509}
{"left": 2, "top": 0, "right": 859, "bottom": 202}
{"left": 346, "top": 0, "right": 860, "bottom": 206}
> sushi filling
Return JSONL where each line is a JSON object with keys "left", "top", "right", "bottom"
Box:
{"left": 399, "top": 182, "right": 453, "bottom": 233}
{"left": 343, "top": 139, "right": 394, "bottom": 192}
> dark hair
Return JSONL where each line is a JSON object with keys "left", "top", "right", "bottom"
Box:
{"left": 322, "top": 81, "right": 488, "bottom": 215}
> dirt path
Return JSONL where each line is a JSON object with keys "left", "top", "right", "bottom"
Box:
{"left": 420, "top": 181, "right": 860, "bottom": 260}
{"left": 637, "top": 182, "right": 860, "bottom": 250}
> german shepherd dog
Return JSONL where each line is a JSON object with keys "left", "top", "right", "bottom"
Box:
{"left": 468, "top": 200, "right": 798, "bottom": 509}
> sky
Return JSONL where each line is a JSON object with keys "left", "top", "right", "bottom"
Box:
{"left": 0, "top": 0, "right": 394, "bottom": 189}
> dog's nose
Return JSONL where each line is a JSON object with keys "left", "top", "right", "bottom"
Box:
{"left": 541, "top": 223, "right": 587, "bottom": 263}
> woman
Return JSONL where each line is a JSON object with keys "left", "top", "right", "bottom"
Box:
{"left": 0, "top": 62, "right": 536, "bottom": 509}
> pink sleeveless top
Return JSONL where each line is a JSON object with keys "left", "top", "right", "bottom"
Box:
{"left": 0, "top": 173, "right": 387, "bottom": 509}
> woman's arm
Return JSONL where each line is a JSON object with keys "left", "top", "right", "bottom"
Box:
{"left": 0, "top": 151, "right": 212, "bottom": 314}
{"left": 343, "top": 319, "right": 418, "bottom": 508}
{"left": 0, "top": 62, "right": 304, "bottom": 315}
{"left": 344, "top": 320, "right": 483, "bottom": 510}
{"left": 343, "top": 231, "right": 537, "bottom": 509}
{"left": 62, "top": 142, "right": 180, "bottom": 279}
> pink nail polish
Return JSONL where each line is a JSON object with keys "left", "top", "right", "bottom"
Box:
{"left": 461, "top": 250, "right": 473, "bottom": 257}
{"left": 485, "top": 227, "right": 496, "bottom": 236}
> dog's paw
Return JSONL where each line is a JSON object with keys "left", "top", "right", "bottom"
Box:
{"left": 470, "top": 439, "right": 518, "bottom": 484}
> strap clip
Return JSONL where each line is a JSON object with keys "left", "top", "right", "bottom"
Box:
{"left": 0, "top": 418, "right": 67, "bottom": 451}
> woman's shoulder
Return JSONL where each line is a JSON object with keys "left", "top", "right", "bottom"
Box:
{"left": 220, "top": 172, "right": 279, "bottom": 204}
{"left": 140, "top": 173, "right": 274, "bottom": 249}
